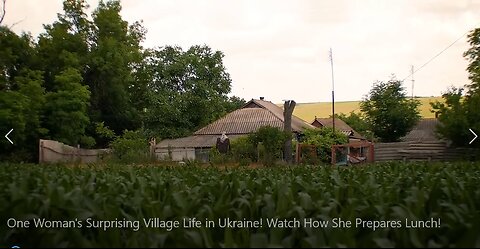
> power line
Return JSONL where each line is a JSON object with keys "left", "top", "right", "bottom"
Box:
{"left": 402, "top": 25, "right": 478, "bottom": 82}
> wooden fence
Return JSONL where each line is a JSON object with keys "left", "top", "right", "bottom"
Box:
{"left": 39, "top": 139, "right": 110, "bottom": 164}
{"left": 374, "top": 140, "right": 478, "bottom": 162}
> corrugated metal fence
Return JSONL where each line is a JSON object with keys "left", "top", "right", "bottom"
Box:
{"left": 374, "top": 141, "right": 478, "bottom": 162}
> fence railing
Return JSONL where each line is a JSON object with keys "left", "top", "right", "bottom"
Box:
{"left": 374, "top": 140, "right": 478, "bottom": 162}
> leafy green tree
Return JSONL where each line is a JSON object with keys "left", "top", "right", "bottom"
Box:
{"left": 0, "top": 90, "right": 28, "bottom": 154}
{"left": 224, "top": 96, "right": 247, "bottom": 113}
{"left": 0, "top": 27, "right": 44, "bottom": 160}
{"left": 16, "top": 70, "right": 48, "bottom": 142}
{"left": 44, "top": 68, "right": 93, "bottom": 147}
{"left": 464, "top": 28, "right": 480, "bottom": 94}
{"left": 301, "top": 127, "right": 348, "bottom": 164}
{"left": 86, "top": 0, "right": 146, "bottom": 137}
{"left": 361, "top": 78, "right": 421, "bottom": 142}
{"left": 431, "top": 87, "right": 469, "bottom": 146}
{"left": 33, "top": 0, "right": 93, "bottom": 149}
{"left": 36, "top": 0, "right": 90, "bottom": 91}
{"left": 142, "top": 45, "right": 236, "bottom": 139}
{"left": 0, "top": 27, "right": 37, "bottom": 90}
{"left": 432, "top": 27, "right": 480, "bottom": 147}
{"left": 0, "top": 70, "right": 46, "bottom": 161}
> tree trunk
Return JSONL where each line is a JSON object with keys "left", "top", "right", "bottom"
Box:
{"left": 283, "top": 100, "right": 296, "bottom": 164}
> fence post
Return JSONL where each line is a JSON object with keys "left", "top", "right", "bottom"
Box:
{"left": 39, "top": 140, "right": 44, "bottom": 163}
{"left": 331, "top": 145, "right": 336, "bottom": 165}
{"left": 77, "top": 144, "right": 80, "bottom": 163}
{"left": 371, "top": 143, "right": 375, "bottom": 163}
{"left": 149, "top": 137, "right": 156, "bottom": 160}
{"left": 295, "top": 143, "right": 300, "bottom": 164}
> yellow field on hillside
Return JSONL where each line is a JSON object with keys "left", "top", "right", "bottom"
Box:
{"left": 288, "top": 97, "right": 443, "bottom": 122}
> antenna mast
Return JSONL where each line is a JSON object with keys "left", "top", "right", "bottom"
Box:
{"left": 411, "top": 65, "right": 415, "bottom": 99}
{"left": 329, "top": 48, "right": 335, "bottom": 131}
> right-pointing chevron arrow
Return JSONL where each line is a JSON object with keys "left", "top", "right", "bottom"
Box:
{"left": 469, "top": 129, "right": 478, "bottom": 145}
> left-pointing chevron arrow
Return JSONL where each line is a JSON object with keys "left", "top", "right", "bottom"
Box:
{"left": 5, "top": 129, "right": 13, "bottom": 144}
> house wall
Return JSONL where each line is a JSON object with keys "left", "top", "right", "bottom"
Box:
{"left": 155, "top": 147, "right": 196, "bottom": 161}
{"left": 311, "top": 120, "right": 323, "bottom": 128}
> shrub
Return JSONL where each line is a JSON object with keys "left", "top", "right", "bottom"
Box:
{"left": 110, "top": 130, "right": 151, "bottom": 163}
{"left": 230, "top": 136, "right": 257, "bottom": 166}
{"left": 248, "top": 126, "right": 290, "bottom": 166}
{"left": 208, "top": 147, "right": 232, "bottom": 166}
{"left": 301, "top": 127, "right": 348, "bottom": 164}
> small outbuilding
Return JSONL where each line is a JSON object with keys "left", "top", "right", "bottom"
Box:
{"left": 311, "top": 117, "right": 366, "bottom": 141}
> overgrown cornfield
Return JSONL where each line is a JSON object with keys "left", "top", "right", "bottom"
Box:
{"left": 1, "top": 162, "right": 480, "bottom": 248}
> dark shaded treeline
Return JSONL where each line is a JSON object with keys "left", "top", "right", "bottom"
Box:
{"left": 0, "top": 0, "right": 245, "bottom": 161}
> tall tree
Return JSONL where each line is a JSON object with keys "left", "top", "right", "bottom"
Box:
{"left": 0, "top": 26, "right": 43, "bottom": 160}
{"left": 431, "top": 87, "right": 469, "bottom": 146}
{"left": 464, "top": 28, "right": 480, "bottom": 94}
{"left": 432, "top": 27, "right": 480, "bottom": 147}
{"left": 44, "top": 68, "right": 92, "bottom": 146}
{"left": 16, "top": 69, "right": 47, "bottom": 144}
{"left": 36, "top": 0, "right": 90, "bottom": 91}
{"left": 0, "top": 27, "right": 37, "bottom": 90}
{"left": 361, "top": 78, "right": 421, "bottom": 142}
{"left": 142, "top": 45, "right": 235, "bottom": 139}
{"left": 87, "top": 0, "right": 146, "bottom": 138}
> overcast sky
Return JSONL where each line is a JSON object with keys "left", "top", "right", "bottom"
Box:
{"left": 5, "top": 0, "right": 480, "bottom": 103}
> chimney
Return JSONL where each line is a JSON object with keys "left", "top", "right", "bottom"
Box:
{"left": 259, "top": 97, "right": 264, "bottom": 100}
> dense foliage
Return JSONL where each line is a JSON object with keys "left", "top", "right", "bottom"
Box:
{"left": 361, "top": 78, "right": 421, "bottom": 142}
{"left": 247, "top": 126, "right": 291, "bottom": 166}
{"left": 1, "top": 162, "right": 480, "bottom": 247}
{"left": 0, "top": 0, "right": 244, "bottom": 161}
{"left": 209, "top": 126, "right": 290, "bottom": 167}
{"left": 431, "top": 28, "right": 480, "bottom": 147}
{"left": 301, "top": 127, "right": 348, "bottom": 163}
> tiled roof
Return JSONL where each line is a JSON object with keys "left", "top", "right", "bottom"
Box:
{"left": 156, "top": 98, "right": 315, "bottom": 148}
{"left": 312, "top": 118, "right": 364, "bottom": 139}
{"left": 194, "top": 108, "right": 283, "bottom": 135}
{"left": 249, "top": 99, "right": 315, "bottom": 132}
{"left": 401, "top": 118, "right": 441, "bottom": 142}
{"left": 194, "top": 99, "right": 314, "bottom": 135}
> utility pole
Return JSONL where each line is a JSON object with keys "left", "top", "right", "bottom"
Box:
{"left": 329, "top": 48, "right": 335, "bottom": 131}
{"left": 411, "top": 65, "right": 415, "bottom": 99}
